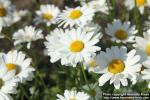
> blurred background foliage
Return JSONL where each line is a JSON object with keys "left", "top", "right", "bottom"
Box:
{"left": 1, "top": 0, "right": 150, "bottom": 100}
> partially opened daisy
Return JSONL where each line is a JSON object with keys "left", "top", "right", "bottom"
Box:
{"left": 0, "top": 66, "right": 18, "bottom": 100}
{"left": 57, "top": 5, "right": 94, "bottom": 28}
{"left": 105, "top": 19, "right": 137, "bottom": 43}
{"left": 124, "top": 0, "right": 150, "bottom": 14}
{"left": 84, "top": 56, "right": 99, "bottom": 72}
{"left": 35, "top": 4, "right": 60, "bottom": 26}
{"left": 82, "top": 0, "right": 109, "bottom": 14}
{"left": 13, "top": 26, "right": 43, "bottom": 49}
{"left": 56, "top": 90, "right": 89, "bottom": 100}
{"left": 133, "top": 29, "right": 150, "bottom": 61}
{"left": 94, "top": 46, "right": 141, "bottom": 89}
{"left": 45, "top": 28, "right": 102, "bottom": 67}
{"left": 1, "top": 50, "right": 35, "bottom": 83}
{"left": 12, "top": 9, "right": 28, "bottom": 24}
{"left": 141, "top": 57, "right": 150, "bottom": 88}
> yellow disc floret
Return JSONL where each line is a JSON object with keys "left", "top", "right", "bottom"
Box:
{"left": 136, "top": 0, "right": 146, "bottom": 7}
{"left": 6, "top": 63, "right": 21, "bottom": 74}
{"left": 69, "top": 9, "right": 82, "bottom": 20}
{"left": 89, "top": 59, "right": 97, "bottom": 68}
{"left": 108, "top": 59, "right": 125, "bottom": 74}
{"left": 69, "top": 97, "right": 76, "bottom": 100}
{"left": 6, "top": 63, "right": 17, "bottom": 71}
{"left": 114, "top": 29, "right": 128, "bottom": 40}
{"left": 70, "top": 40, "right": 84, "bottom": 52}
{"left": 42, "top": 13, "right": 53, "bottom": 21}
{"left": 0, "top": 7, "right": 6, "bottom": 17}
{"left": 146, "top": 43, "right": 150, "bottom": 55}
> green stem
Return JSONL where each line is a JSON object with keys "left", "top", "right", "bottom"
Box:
{"left": 19, "top": 85, "right": 30, "bottom": 100}
{"left": 80, "top": 63, "right": 96, "bottom": 99}
{"left": 37, "top": 71, "right": 47, "bottom": 89}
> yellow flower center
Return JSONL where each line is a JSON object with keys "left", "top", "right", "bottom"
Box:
{"left": 42, "top": 13, "right": 53, "bottom": 21}
{"left": 0, "top": 7, "right": 6, "bottom": 17}
{"left": 146, "top": 43, "right": 150, "bottom": 55}
{"left": 69, "top": 97, "right": 76, "bottom": 100}
{"left": 108, "top": 59, "right": 125, "bottom": 74}
{"left": 89, "top": 59, "right": 97, "bottom": 68}
{"left": 114, "top": 29, "right": 128, "bottom": 40}
{"left": 70, "top": 40, "right": 84, "bottom": 52}
{"left": 0, "top": 79, "right": 3, "bottom": 89}
{"left": 69, "top": 9, "right": 83, "bottom": 20}
{"left": 6, "top": 63, "right": 21, "bottom": 74}
{"left": 136, "top": 0, "right": 146, "bottom": 7}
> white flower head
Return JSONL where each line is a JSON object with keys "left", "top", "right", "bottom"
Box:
{"left": 57, "top": 90, "right": 89, "bottom": 100}
{"left": 124, "top": 0, "right": 150, "bottom": 14}
{"left": 105, "top": 19, "right": 137, "bottom": 43}
{"left": 0, "top": 0, "right": 13, "bottom": 27}
{"left": 35, "top": 4, "right": 60, "bottom": 26}
{"left": 13, "top": 26, "right": 43, "bottom": 49}
{"left": 57, "top": 5, "right": 94, "bottom": 28}
{"left": 141, "top": 57, "right": 150, "bottom": 88}
{"left": 45, "top": 28, "right": 102, "bottom": 67}
{"left": 0, "top": 66, "right": 18, "bottom": 100}
{"left": 12, "top": 9, "right": 28, "bottom": 23}
{"left": 94, "top": 46, "right": 141, "bottom": 89}
{"left": 82, "top": 0, "right": 109, "bottom": 14}
{"left": 1, "top": 50, "right": 35, "bottom": 83}
{"left": 84, "top": 56, "right": 99, "bottom": 72}
{"left": 0, "top": 0, "right": 27, "bottom": 27}
{"left": 134, "top": 29, "right": 150, "bottom": 62}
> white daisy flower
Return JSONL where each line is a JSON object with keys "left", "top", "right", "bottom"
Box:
{"left": 133, "top": 29, "right": 150, "bottom": 62}
{"left": 0, "top": 66, "right": 18, "bottom": 100}
{"left": 124, "top": 0, "right": 150, "bottom": 14}
{"left": 0, "top": 0, "right": 13, "bottom": 27}
{"left": 12, "top": 9, "right": 28, "bottom": 23}
{"left": 105, "top": 19, "right": 137, "bottom": 43}
{"left": 13, "top": 26, "right": 43, "bottom": 49}
{"left": 82, "top": 0, "right": 109, "bottom": 14}
{"left": 94, "top": 46, "right": 141, "bottom": 89}
{"left": 1, "top": 50, "right": 35, "bottom": 83}
{"left": 56, "top": 90, "right": 89, "bottom": 100}
{"left": 84, "top": 56, "right": 99, "bottom": 72}
{"left": 57, "top": 5, "right": 94, "bottom": 28}
{"left": 35, "top": 4, "right": 60, "bottom": 26}
{"left": 44, "top": 28, "right": 102, "bottom": 67}
{"left": 141, "top": 57, "right": 150, "bottom": 88}
{"left": 0, "top": 0, "right": 27, "bottom": 27}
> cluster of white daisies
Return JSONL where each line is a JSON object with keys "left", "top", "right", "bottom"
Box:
{"left": 0, "top": 0, "right": 150, "bottom": 100}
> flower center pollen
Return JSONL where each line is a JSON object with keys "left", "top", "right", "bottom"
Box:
{"left": 136, "top": 0, "right": 146, "bottom": 7}
{"left": 69, "top": 10, "right": 82, "bottom": 20}
{"left": 108, "top": 59, "right": 125, "bottom": 74}
{"left": 89, "top": 59, "right": 97, "bottom": 68}
{"left": 146, "top": 43, "right": 150, "bottom": 55}
{"left": 6, "top": 63, "right": 21, "bottom": 74}
{"left": 69, "top": 97, "right": 76, "bottom": 100}
{"left": 0, "top": 7, "right": 6, "bottom": 17}
{"left": 42, "top": 13, "right": 53, "bottom": 21}
{"left": 70, "top": 40, "right": 84, "bottom": 52}
{"left": 114, "top": 29, "right": 128, "bottom": 40}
